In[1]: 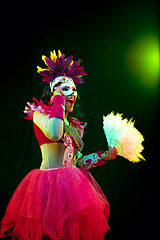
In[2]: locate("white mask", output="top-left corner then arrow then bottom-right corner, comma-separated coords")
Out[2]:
54,83 -> 77,96
50,76 -> 77,96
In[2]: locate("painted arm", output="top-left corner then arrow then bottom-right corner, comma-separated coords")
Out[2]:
76,147 -> 117,169
33,95 -> 65,141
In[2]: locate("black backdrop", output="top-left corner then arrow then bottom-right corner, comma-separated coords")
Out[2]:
0,1 -> 159,239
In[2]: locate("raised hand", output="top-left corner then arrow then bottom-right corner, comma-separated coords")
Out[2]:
101,146 -> 118,161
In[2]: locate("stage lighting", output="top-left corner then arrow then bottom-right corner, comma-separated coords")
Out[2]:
126,35 -> 159,90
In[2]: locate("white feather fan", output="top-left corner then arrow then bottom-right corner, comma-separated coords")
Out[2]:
103,112 -> 145,163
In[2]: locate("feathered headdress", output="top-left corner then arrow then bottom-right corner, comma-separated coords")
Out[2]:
37,50 -> 87,85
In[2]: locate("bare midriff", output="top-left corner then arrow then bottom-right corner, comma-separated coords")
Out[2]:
40,142 -> 77,169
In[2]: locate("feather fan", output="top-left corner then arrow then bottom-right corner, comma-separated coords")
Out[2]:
103,112 -> 145,163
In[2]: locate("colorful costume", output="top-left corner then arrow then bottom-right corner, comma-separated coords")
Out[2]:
0,50 -> 145,240
0,51 -> 114,240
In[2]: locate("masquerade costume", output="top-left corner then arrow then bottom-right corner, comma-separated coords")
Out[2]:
0,51 -> 111,240
0,51 -> 145,240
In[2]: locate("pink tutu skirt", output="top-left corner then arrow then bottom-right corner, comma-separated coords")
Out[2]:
0,166 -> 110,240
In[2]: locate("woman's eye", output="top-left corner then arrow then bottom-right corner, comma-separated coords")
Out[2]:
63,87 -> 70,91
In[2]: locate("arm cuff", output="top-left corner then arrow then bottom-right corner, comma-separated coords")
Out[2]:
76,151 -> 106,169
49,95 -> 65,120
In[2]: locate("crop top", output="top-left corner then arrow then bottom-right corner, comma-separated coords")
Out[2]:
33,122 -> 76,149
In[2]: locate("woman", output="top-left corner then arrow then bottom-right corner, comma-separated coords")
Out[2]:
0,50 -> 117,240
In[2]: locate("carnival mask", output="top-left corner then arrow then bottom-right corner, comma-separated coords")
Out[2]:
50,76 -> 77,97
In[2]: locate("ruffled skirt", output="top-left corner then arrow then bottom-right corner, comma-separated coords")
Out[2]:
0,166 -> 110,240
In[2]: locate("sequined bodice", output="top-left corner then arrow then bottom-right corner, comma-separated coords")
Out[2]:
62,133 -> 75,167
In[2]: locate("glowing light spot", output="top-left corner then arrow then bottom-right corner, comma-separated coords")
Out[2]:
126,35 -> 159,90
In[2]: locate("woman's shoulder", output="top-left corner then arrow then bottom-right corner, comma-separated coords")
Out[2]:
24,98 -> 51,120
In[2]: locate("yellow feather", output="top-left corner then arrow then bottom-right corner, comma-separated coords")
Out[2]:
70,60 -> 74,66
37,66 -> 43,72
58,50 -> 62,58
42,55 -> 46,63
50,50 -> 57,62
37,66 -> 50,73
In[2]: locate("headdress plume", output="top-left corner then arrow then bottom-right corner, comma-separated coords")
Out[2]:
37,50 -> 87,85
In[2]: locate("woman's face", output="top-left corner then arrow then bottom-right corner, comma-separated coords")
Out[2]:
51,79 -> 77,113
62,81 -> 77,113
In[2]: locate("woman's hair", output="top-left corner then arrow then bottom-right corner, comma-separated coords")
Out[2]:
41,83 -> 84,120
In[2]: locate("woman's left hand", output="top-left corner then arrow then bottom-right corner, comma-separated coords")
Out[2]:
101,146 -> 118,161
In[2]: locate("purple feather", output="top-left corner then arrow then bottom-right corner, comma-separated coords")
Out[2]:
37,51 -> 87,85
66,55 -> 73,67
44,57 -> 58,72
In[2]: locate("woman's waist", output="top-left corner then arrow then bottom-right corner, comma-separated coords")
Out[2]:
40,157 -> 76,169
40,142 -> 77,169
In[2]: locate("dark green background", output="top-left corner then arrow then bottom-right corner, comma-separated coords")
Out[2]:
0,1 -> 159,239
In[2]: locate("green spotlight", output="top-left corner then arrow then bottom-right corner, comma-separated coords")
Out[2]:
126,35 -> 159,90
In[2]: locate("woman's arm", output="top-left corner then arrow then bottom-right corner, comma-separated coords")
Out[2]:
33,95 -> 65,141
33,113 -> 63,141
76,147 -> 117,170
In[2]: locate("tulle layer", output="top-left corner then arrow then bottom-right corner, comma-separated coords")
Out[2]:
0,167 -> 110,240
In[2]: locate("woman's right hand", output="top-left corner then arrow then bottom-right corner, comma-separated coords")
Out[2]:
50,87 -> 64,104
54,87 -> 64,96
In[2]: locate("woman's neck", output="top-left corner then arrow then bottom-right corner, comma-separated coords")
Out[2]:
64,118 -> 69,126
65,111 -> 69,119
